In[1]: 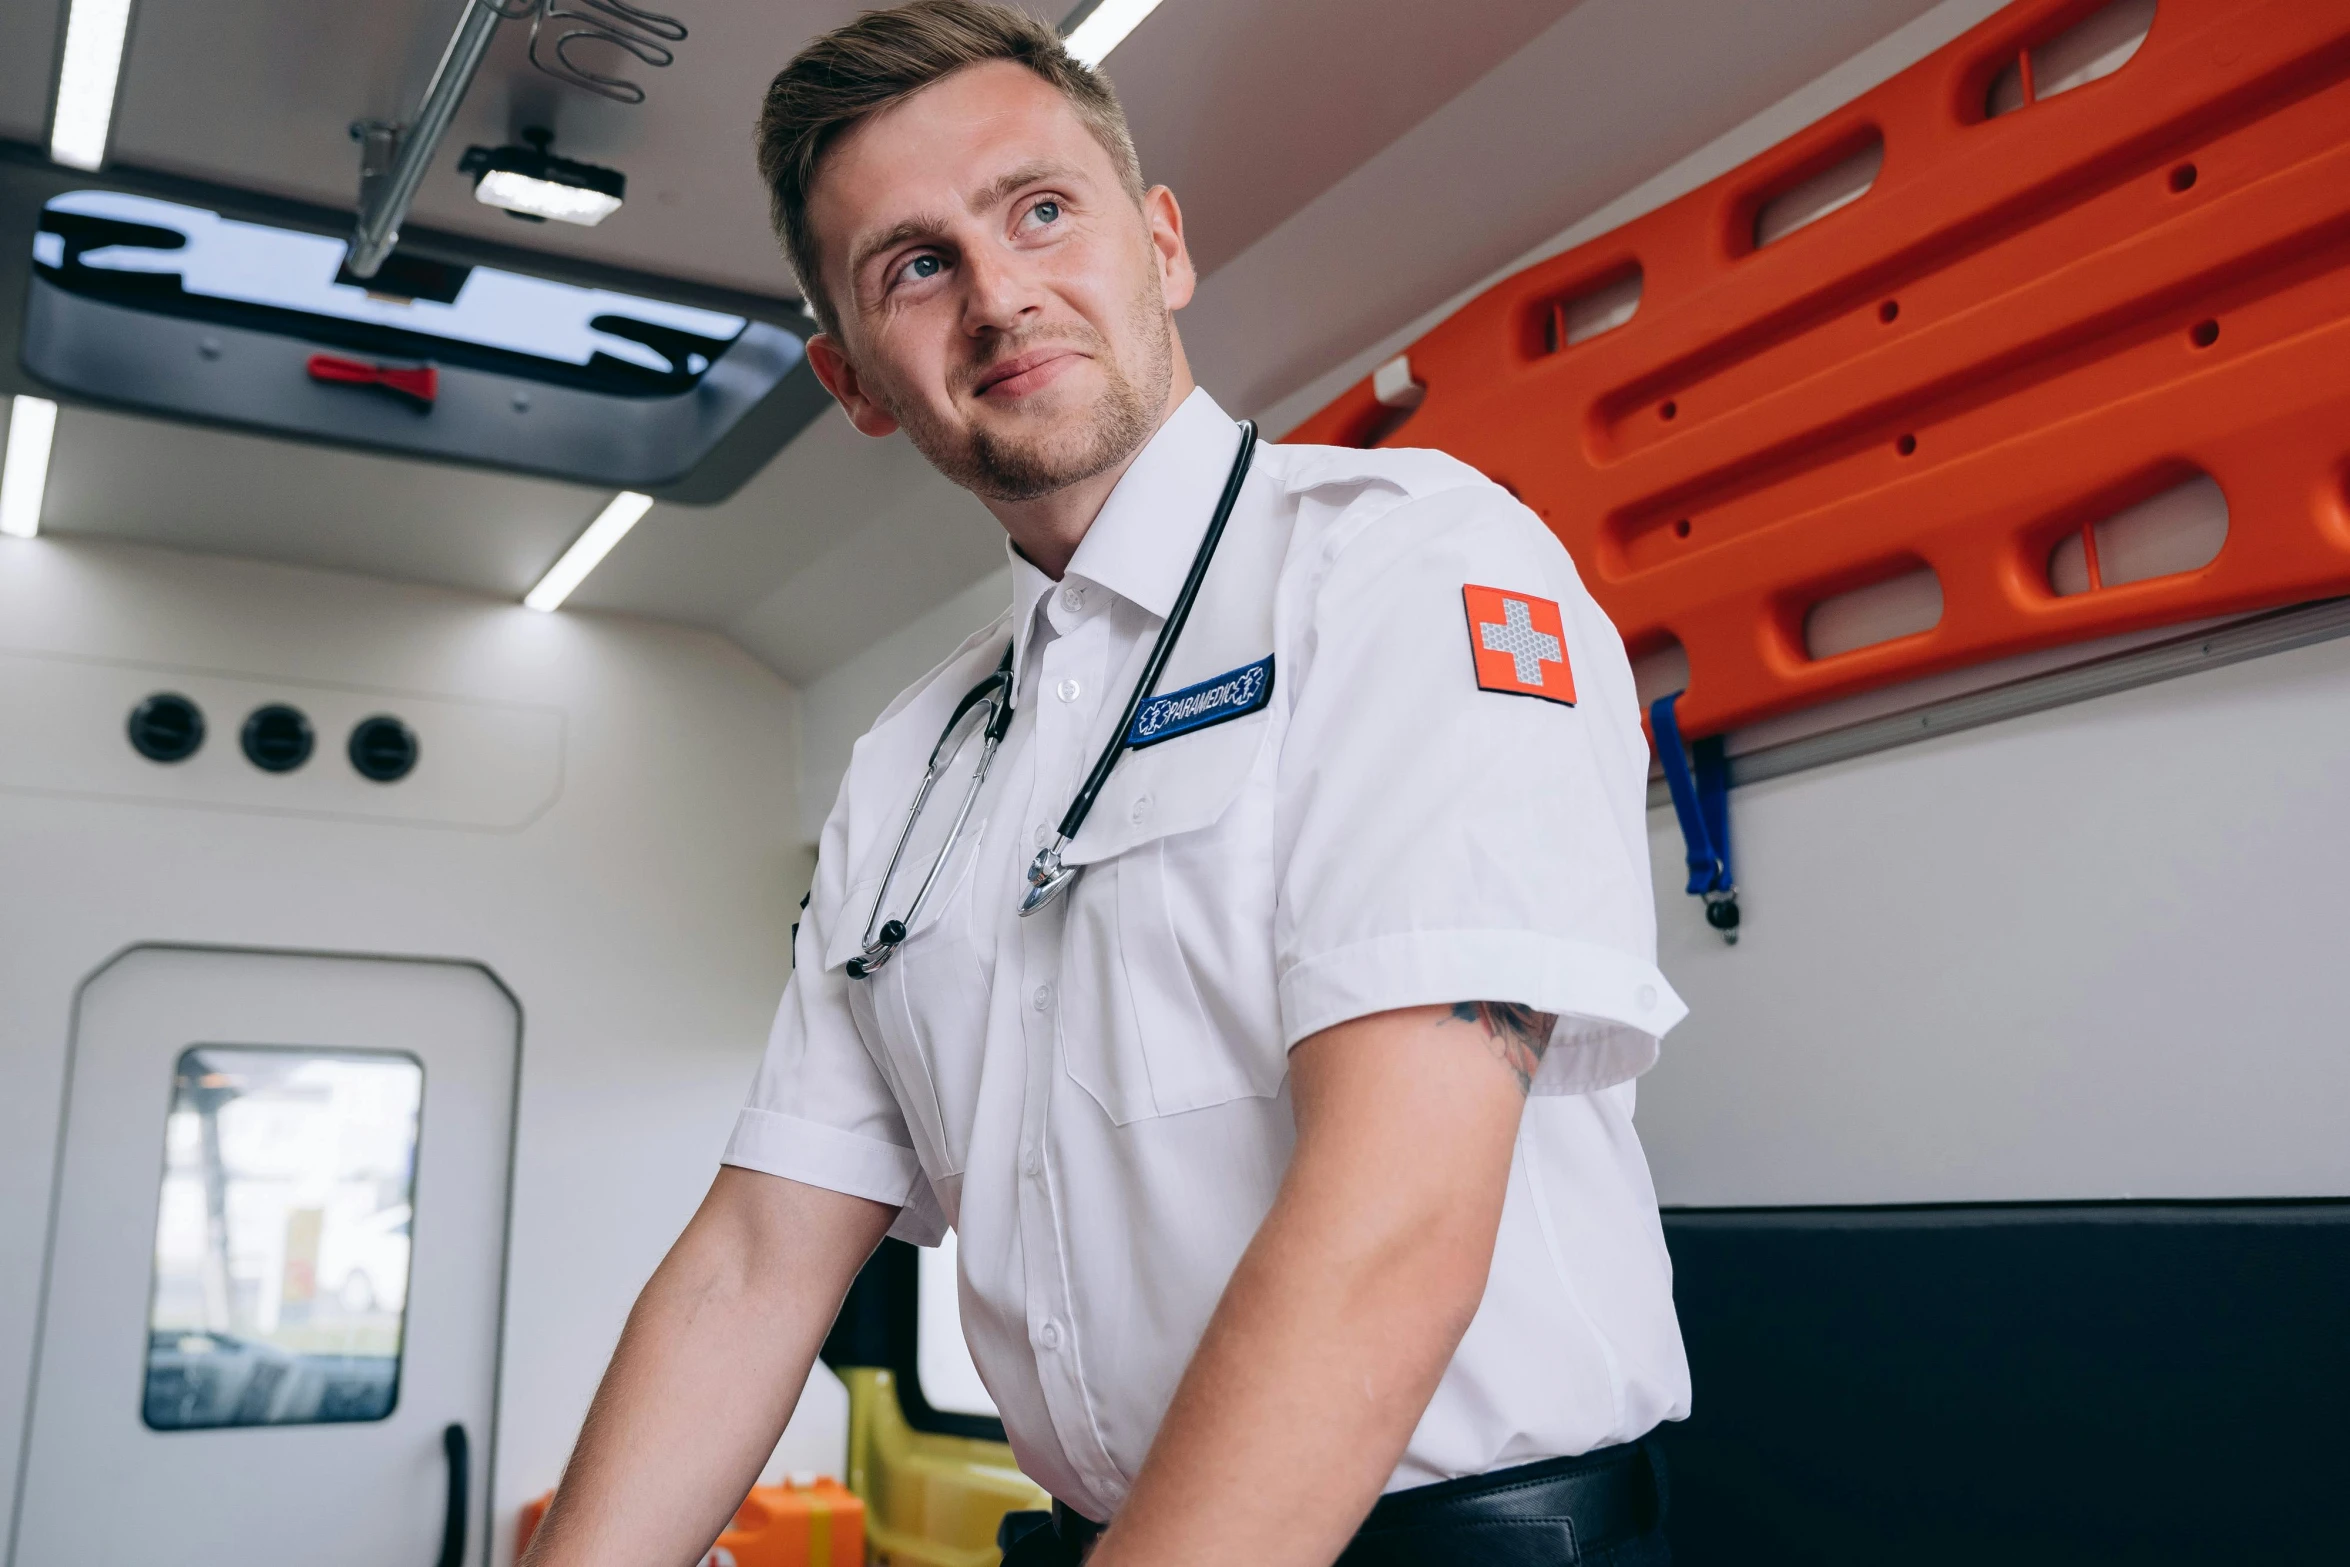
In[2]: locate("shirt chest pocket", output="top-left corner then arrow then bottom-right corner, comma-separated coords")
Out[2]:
1060,711 -> 1286,1125
829,809 -> 994,1180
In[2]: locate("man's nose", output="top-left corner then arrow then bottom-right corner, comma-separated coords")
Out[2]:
960,243 -> 1041,335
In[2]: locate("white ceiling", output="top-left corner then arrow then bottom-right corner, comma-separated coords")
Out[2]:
6,0 -> 1956,685
41,407 -> 610,597
0,0 -> 56,145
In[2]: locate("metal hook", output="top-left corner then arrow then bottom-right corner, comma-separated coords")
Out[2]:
528,0 -> 687,106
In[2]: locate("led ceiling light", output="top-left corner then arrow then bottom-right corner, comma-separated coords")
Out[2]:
460,129 -> 625,227
2,397 -> 60,539
525,492 -> 653,611
1062,0 -> 1167,67
50,0 -> 135,171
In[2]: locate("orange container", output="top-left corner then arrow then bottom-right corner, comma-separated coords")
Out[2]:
1286,0 -> 2350,740
515,1477 -> 865,1567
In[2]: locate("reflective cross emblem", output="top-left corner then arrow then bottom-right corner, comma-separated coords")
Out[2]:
1462,584 -> 1576,706
1481,598 -> 1560,683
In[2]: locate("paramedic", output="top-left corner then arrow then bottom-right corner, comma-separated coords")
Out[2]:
521,3 -> 1690,1563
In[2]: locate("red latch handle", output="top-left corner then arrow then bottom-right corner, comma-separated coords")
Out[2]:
306,353 -> 438,407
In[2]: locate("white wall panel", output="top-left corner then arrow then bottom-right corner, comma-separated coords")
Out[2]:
0,649 -> 562,829
0,536 -> 818,1563
1639,635 -> 2350,1207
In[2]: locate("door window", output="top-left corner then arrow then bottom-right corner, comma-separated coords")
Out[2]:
144,1045 -> 423,1430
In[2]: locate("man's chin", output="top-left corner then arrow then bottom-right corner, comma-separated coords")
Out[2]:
894,345 -> 1161,503
956,425 -> 1129,502
952,400 -> 1144,499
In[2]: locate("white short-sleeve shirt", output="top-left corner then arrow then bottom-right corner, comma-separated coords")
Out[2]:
726,388 -> 1691,1520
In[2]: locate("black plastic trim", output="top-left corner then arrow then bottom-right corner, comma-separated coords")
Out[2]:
1656,1199 -> 2350,1566
0,143 -> 827,504
820,1237 -> 1008,1444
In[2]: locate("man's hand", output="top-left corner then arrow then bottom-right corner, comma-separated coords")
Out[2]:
519,1167 -> 896,1567
1087,1001 -> 1555,1567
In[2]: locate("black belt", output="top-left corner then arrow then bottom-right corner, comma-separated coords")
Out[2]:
998,1437 -> 1669,1566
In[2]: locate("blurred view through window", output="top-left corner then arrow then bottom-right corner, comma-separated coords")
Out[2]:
144,1046 -> 422,1429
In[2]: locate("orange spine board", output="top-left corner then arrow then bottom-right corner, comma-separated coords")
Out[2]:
514,1479 -> 865,1567
1284,0 -> 2350,738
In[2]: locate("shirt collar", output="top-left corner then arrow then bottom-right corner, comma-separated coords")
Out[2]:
1005,385 -> 1241,683
1007,538 -> 1058,688
1067,386 -> 1241,622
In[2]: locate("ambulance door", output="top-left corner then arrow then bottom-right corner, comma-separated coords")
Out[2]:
12,947 -> 517,1567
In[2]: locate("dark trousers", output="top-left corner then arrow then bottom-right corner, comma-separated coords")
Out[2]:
999,1437 -> 1671,1566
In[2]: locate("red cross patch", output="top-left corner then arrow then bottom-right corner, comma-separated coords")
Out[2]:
1463,585 -> 1575,705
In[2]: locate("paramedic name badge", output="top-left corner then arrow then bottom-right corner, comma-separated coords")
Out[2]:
1462,585 -> 1576,706
1126,656 -> 1275,748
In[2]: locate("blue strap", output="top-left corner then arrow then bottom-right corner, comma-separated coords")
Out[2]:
1649,691 -> 1733,897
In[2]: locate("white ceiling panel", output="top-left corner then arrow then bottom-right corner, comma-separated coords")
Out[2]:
39,405 -> 609,596
0,0 -> 60,143
563,403 -> 982,627
1107,0 -> 1581,275
1183,0 -> 1950,419
96,0 -> 1590,301
105,0 -> 863,296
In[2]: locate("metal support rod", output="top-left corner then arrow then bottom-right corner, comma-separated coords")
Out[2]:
345,0 -> 511,279
1647,597 -> 2350,808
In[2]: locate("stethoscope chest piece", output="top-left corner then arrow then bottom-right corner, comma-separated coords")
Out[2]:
1020,842 -> 1080,916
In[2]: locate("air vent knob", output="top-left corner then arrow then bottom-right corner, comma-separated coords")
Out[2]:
348,715 -> 419,782
127,692 -> 206,763
241,704 -> 314,772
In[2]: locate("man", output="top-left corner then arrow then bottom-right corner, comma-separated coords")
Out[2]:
521,3 -> 1689,1563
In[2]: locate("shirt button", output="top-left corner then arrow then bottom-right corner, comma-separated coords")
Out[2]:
1039,1321 -> 1061,1350
1056,677 -> 1082,703
1034,822 -> 1052,848
1023,1149 -> 1040,1177
1636,985 -> 1658,1011
1129,792 -> 1153,825
1061,585 -> 1085,612
1032,984 -> 1052,1012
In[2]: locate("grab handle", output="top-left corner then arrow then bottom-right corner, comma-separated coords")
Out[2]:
437,1422 -> 469,1567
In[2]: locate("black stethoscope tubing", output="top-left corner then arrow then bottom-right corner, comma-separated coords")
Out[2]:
1021,418 -> 1258,913
848,419 -> 1257,976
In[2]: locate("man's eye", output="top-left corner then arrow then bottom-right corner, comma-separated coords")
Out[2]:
892,254 -> 943,288
1030,200 -> 1060,226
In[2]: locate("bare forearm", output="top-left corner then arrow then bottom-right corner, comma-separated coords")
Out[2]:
1092,1164 -> 1488,1565
1093,1003 -> 1547,1567
521,1168 -> 895,1567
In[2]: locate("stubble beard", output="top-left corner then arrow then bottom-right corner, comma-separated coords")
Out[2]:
883,280 -> 1174,504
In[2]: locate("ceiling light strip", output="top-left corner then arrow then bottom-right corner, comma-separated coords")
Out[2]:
473,169 -> 625,227
50,0 -> 135,171
1062,0 -> 1166,68
1,397 -> 60,539
525,491 -> 654,611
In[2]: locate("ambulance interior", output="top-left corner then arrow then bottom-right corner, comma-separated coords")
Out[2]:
3,0 -> 2344,1561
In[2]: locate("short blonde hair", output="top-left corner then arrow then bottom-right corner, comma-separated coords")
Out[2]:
755,0 -> 1145,333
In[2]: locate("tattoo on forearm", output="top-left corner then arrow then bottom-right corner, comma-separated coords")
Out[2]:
1443,1002 -> 1559,1095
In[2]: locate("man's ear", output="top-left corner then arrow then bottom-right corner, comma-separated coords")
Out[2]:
804,333 -> 902,438
1143,185 -> 1196,312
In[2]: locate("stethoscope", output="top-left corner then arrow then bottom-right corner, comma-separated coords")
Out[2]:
847,420 -> 1258,979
